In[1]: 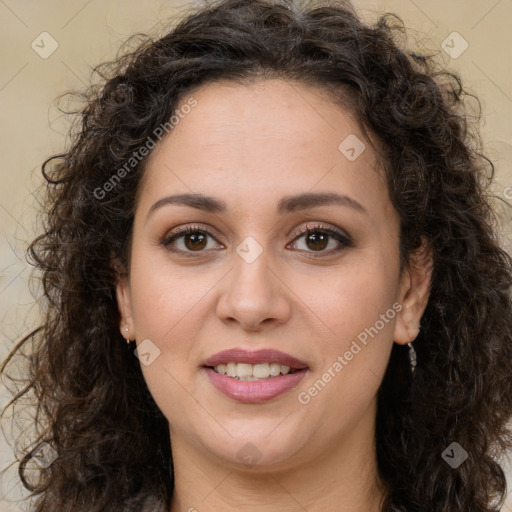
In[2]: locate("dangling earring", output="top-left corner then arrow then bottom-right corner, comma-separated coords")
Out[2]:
407,341 -> 417,373
124,326 -> 131,345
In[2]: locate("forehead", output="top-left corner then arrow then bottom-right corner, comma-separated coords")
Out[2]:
137,78 -> 391,219
162,78 -> 360,152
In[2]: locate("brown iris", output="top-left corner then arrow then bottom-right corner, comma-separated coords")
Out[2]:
305,231 -> 329,251
184,231 -> 208,251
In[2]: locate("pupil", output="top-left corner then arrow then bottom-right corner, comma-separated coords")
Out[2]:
186,232 -> 206,250
308,232 -> 328,251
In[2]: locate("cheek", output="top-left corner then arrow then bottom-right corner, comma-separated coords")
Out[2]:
301,257 -> 399,353
126,256 -> 199,404
300,264 -> 398,423
128,254 -> 206,419
129,245 -> 203,337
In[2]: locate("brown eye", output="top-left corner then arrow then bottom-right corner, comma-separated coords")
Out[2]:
303,231 -> 329,251
182,231 -> 208,251
161,225 -> 223,255
288,223 -> 353,257
161,222 -> 352,258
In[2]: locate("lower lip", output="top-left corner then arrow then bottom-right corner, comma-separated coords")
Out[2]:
203,367 -> 308,403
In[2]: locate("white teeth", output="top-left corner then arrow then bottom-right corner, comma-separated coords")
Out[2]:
213,362 -> 294,379
226,362 -> 237,378
269,363 -> 281,376
236,363 -> 253,378
253,363 -> 270,379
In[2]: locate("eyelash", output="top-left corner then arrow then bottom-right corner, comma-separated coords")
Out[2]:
161,223 -> 353,258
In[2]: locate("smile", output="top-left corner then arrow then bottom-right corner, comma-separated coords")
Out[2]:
202,347 -> 309,402
211,362 -> 298,380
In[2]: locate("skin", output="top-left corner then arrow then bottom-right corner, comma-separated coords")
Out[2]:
116,78 -> 432,512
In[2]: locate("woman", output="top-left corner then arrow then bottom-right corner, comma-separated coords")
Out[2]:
2,0 -> 511,510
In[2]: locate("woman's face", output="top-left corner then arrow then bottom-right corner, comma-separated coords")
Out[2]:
116,78 -> 430,471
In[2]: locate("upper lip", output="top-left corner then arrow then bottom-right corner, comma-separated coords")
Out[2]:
203,348 -> 308,369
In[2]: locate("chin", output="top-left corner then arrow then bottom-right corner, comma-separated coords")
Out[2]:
201,427 -> 307,471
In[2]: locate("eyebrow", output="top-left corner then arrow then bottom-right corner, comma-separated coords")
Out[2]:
146,191 -> 367,220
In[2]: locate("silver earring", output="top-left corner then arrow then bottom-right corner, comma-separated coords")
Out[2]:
407,341 -> 417,373
124,326 -> 131,345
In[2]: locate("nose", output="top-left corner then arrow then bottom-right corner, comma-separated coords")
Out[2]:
215,247 -> 291,332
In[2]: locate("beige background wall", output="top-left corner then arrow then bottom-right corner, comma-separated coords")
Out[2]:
1,1 -> 511,510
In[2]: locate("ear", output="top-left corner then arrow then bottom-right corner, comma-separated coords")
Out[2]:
113,256 -> 135,341
393,237 -> 433,345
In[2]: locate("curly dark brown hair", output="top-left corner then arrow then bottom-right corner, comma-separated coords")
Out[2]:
2,0 -> 512,510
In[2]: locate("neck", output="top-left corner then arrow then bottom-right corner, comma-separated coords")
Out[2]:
169,400 -> 387,512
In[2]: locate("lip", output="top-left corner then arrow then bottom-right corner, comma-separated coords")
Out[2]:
203,348 -> 309,369
202,348 -> 309,403
203,367 -> 309,403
